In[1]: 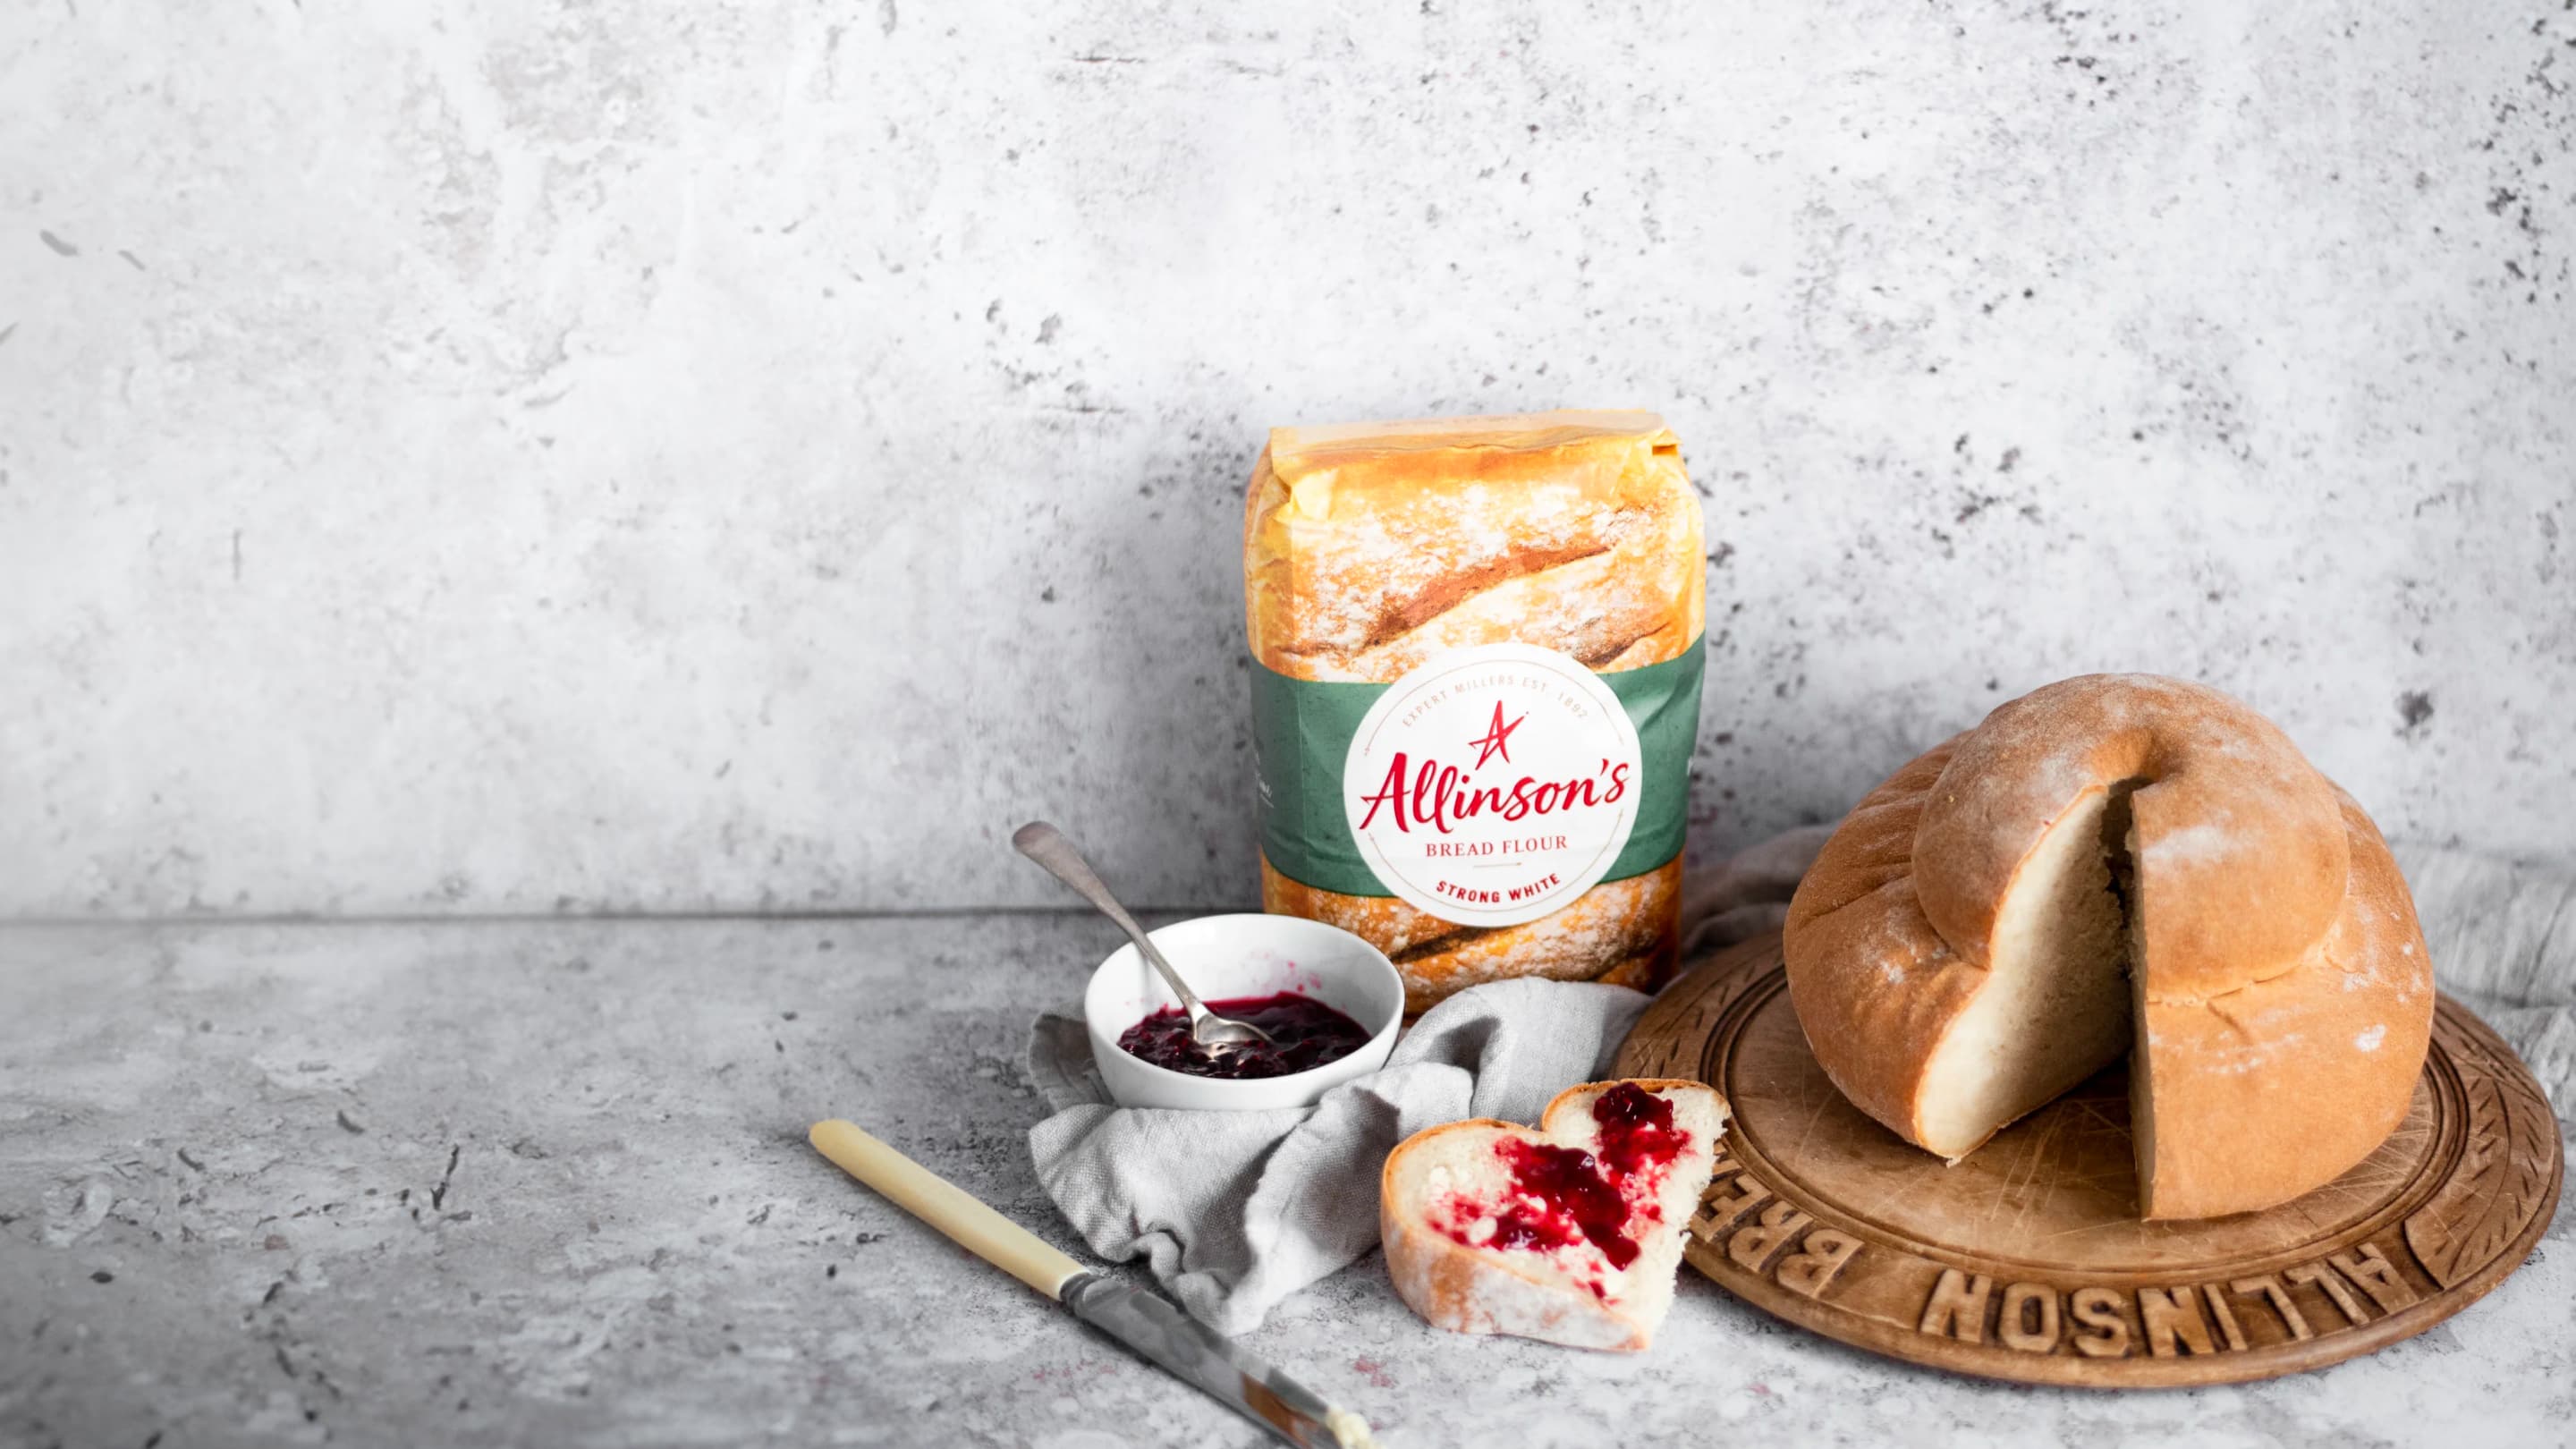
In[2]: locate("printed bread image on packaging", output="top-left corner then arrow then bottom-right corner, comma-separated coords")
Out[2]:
1242,411 -> 1707,1013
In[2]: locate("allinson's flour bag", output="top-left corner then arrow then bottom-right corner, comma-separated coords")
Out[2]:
1242,411 -> 1707,1012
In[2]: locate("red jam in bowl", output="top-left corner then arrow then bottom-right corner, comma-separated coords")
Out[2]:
1116,992 -> 1372,1080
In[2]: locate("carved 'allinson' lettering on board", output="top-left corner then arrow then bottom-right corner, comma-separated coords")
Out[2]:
1996,1283 -> 2059,1353
2139,1284 -> 2216,1358
2330,1243 -> 2422,1316
1918,1268 -> 1994,1343
2070,1287 -> 2130,1358
2233,1275 -> 2313,1342
2202,1282 -> 2248,1352
2286,1261 -> 2369,1326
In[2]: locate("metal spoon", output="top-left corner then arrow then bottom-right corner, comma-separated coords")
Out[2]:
1012,821 -> 1276,1052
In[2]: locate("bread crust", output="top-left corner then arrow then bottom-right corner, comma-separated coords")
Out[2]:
1379,1080 -> 1725,1352
1245,412 -> 1705,1011
1781,741 -> 1989,1141
1913,674 -> 2348,999
2134,791 -> 2434,1218
1784,674 -> 2433,1219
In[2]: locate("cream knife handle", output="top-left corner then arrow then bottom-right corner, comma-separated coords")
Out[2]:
809,1119 -> 1087,1300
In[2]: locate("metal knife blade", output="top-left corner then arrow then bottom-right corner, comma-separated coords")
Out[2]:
1061,1273 -> 1377,1448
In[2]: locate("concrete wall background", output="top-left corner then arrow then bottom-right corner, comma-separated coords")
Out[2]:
3,0 -> 2570,919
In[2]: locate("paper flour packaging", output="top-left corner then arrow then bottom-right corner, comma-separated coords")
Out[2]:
1241,411 -> 1707,1013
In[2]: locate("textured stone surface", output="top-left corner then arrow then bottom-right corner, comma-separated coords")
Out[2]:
3,2 -> 2573,918
3,915 -> 2570,1446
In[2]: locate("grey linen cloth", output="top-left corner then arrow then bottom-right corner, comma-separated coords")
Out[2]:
1027,978 -> 1649,1335
2391,844 -> 2576,1110
1026,828 -> 2576,1335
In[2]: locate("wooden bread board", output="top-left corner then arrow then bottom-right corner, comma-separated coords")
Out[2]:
1613,932 -> 2562,1386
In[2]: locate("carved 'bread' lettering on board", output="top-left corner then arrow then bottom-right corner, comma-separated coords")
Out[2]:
2139,1284 -> 2216,1358
1687,1158 -> 1862,1300
2285,1260 -> 2370,1326
2233,1275 -> 2313,1342
1690,1163 -> 1773,1242
1774,1229 -> 1861,1300
2070,1287 -> 2130,1359
1727,1201 -> 1813,1274
1996,1283 -> 2060,1354
1918,1268 -> 1993,1344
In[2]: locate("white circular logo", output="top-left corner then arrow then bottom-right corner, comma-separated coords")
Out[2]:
1343,643 -> 1643,928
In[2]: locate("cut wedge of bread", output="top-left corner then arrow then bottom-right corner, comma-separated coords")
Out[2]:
1381,1079 -> 1727,1351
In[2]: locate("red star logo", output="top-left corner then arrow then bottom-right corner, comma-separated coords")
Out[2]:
1468,700 -> 1525,769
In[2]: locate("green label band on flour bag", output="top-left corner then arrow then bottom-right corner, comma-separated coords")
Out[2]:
1252,639 -> 1703,928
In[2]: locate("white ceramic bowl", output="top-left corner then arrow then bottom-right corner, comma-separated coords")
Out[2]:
1084,913 -> 1404,1111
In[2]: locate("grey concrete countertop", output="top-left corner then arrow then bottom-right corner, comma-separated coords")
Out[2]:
4,914 -> 2570,1448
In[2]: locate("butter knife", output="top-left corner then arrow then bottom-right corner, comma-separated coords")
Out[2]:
809,1120 -> 1379,1448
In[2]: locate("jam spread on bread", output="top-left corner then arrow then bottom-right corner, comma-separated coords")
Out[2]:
1117,992 -> 1370,1079
1484,1139 -> 1641,1268
1589,1080 -> 1690,1178
1436,1083 -> 1691,1293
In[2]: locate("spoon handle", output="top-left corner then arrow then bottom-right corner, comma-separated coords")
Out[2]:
1012,821 -> 1212,1022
